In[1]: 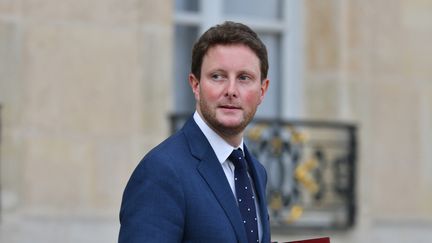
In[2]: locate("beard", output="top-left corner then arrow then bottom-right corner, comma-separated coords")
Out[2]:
198,97 -> 257,138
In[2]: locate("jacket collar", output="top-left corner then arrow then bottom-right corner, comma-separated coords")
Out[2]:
182,117 -> 270,242
243,146 -> 271,243
182,117 -> 249,243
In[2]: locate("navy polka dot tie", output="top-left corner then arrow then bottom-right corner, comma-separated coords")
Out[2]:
229,148 -> 259,243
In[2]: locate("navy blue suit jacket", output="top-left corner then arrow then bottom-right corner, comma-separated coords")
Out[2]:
119,117 -> 271,243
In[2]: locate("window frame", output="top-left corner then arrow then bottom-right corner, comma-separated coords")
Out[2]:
174,0 -> 304,119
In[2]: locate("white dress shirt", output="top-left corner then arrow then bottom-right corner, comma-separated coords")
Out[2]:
193,111 -> 263,242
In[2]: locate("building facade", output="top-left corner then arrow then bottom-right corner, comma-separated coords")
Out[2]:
1,0 -> 432,242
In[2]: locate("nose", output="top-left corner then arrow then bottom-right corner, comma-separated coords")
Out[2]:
225,78 -> 238,98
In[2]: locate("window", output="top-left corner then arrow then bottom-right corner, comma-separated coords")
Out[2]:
172,1 -> 357,230
173,0 -> 303,119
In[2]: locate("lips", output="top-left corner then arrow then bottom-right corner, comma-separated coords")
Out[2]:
219,104 -> 241,110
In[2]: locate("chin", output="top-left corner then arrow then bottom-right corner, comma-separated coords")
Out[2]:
216,119 -> 247,134
216,117 -> 243,128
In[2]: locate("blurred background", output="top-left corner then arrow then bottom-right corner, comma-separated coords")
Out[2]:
1,0 -> 432,242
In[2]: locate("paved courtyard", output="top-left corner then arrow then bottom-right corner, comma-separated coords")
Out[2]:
0,212 -> 119,243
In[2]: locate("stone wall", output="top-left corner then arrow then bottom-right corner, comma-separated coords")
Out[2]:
0,0 -> 173,216
291,0 -> 432,241
1,0 -> 432,242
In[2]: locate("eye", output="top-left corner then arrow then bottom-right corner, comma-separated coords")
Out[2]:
239,75 -> 250,80
238,74 -> 253,82
211,73 -> 225,81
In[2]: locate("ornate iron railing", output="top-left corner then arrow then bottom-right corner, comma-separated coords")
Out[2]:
170,113 -> 357,230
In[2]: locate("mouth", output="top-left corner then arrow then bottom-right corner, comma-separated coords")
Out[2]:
219,105 -> 241,110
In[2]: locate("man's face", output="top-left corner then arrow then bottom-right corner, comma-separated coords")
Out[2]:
189,44 -> 269,137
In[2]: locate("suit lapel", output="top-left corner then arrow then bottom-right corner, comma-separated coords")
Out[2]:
244,145 -> 271,243
244,145 -> 267,214
182,118 -> 248,243
197,156 -> 248,243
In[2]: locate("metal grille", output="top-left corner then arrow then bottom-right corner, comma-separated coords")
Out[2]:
170,113 -> 357,230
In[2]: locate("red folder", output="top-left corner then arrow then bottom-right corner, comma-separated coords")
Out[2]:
282,237 -> 330,243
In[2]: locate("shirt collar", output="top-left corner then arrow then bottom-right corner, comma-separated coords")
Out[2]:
193,111 -> 244,164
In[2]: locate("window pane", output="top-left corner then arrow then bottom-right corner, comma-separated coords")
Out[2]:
254,33 -> 281,119
223,0 -> 282,20
175,0 -> 199,12
173,25 -> 199,113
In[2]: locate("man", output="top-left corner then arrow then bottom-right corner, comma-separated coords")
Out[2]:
119,21 -> 271,243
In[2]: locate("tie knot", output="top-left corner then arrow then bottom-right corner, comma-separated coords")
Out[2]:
229,148 -> 246,169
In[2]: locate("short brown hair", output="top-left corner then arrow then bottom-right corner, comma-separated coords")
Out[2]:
191,21 -> 269,81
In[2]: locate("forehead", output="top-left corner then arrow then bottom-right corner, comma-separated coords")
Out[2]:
202,44 -> 260,70
205,44 -> 256,58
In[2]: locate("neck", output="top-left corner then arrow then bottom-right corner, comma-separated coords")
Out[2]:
207,122 -> 243,147
218,131 -> 243,148
196,110 -> 243,148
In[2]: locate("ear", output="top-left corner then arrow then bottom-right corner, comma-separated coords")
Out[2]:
258,79 -> 270,104
188,73 -> 200,101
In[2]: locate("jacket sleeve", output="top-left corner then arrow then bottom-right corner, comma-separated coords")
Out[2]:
119,153 -> 185,243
